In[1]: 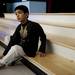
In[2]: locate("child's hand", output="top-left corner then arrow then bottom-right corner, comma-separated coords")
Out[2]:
38,52 -> 46,57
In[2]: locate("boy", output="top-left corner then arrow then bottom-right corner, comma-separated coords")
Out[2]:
0,5 -> 46,69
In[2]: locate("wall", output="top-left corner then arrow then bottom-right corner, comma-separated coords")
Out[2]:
6,1 -> 46,13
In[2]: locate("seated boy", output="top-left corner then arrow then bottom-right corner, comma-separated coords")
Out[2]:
0,5 -> 46,69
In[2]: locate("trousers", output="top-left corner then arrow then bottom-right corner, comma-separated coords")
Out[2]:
0,45 -> 25,65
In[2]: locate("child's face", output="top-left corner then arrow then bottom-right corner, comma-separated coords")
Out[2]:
15,9 -> 28,23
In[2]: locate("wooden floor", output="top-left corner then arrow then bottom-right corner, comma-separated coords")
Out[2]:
47,34 -> 75,50
29,53 -> 75,75
0,17 -> 75,75
0,19 -> 17,42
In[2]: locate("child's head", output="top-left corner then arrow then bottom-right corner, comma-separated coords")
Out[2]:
15,5 -> 29,23
15,5 -> 29,14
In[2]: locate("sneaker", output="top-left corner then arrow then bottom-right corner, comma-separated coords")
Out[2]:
0,63 -> 5,69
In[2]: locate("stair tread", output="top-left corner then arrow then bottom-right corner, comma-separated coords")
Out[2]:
47,34 -> 75,50
0,16 -> 75,75
25,53 -> 75,75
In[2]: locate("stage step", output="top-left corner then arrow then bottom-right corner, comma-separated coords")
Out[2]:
0,13 -> 75,75
24,53 -> 75,75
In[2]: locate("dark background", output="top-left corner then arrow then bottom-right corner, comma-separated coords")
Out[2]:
0,0 -> 75,13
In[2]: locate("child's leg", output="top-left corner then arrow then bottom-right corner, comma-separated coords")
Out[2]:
0,45 -> 25,65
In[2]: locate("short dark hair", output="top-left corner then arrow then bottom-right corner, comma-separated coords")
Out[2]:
15,5 -> 29,13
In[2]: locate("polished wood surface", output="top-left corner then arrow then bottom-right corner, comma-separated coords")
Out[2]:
31,53 -> 75,75
0,16 -> 75,75
47,34 -> 75,50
